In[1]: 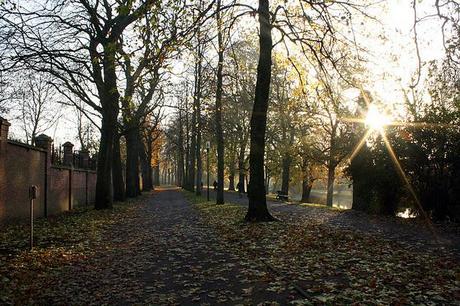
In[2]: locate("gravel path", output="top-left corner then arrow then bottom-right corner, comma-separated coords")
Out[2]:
31,187 -> 300,305
206,189 -> 460,256
4,187 -> 459,304
134,187 -> 298,304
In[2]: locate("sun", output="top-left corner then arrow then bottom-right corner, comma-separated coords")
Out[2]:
365,105 -> 391,131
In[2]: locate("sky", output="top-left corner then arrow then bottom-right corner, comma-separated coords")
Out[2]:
5,0 -> 450,147
363,0 -> 445,112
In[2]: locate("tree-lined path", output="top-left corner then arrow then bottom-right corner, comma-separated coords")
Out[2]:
1,188 -> 459,304
132,187 -> 298,304
0,188 -> 298,304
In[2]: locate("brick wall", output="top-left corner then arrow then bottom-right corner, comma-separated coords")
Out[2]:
0,118 -> 97,224
4,141 -> 47,220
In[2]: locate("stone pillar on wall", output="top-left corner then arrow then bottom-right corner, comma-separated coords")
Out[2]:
0,117 -> 11,153
35,134 -> 53,163
0,117 -> 11,220
79,149 -> 89,169
35,134 -> 53,217
62,142 -> 74,167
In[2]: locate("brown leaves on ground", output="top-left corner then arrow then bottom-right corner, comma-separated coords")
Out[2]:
187,193 -> 460,305
0,197 -> 143,305
1,190 -> 459,305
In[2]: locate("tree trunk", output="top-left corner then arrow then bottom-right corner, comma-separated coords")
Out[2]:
177,110 -> 185,187
184,97 -> 190,189
195,45 -> 203,196
238,173 -> 245,193
153,164 -> 160,186
265,170 -> 270,193
246,0 -> 274,221
125,126 -> 141,197
95,110 -> 117,209
95,45 -> 121,209
188,99 -> 196,192
140,137 -> 153,191
215,0 -> 225,204
237,141 -> 246,193
228,174 -> 235,191
195,123 -> 202,195
326,165 -> 336,207
301,179 -> 313,203
281,153 -> 291,195
112,134 -> 126,202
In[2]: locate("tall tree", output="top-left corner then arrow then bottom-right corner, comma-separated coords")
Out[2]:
214,0 -> 225,204
0,0 -> 157,209
194,32 -> 204,196
245,0 -> 275,221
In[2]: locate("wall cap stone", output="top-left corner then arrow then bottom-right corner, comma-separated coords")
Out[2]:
0,117 -> 11,127
35,134 -> 53,142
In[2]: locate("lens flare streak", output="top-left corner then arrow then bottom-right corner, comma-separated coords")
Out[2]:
342,96 -> 440,241
380,131 -> 438,239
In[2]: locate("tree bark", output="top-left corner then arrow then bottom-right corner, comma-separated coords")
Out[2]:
238,173 -> 246,193
187,97 -> 197,192
228,174 -> 235,191
112,134 -> 126,202
195,119 -> 202,195
184,96 -> 190,189
177,110 -> 185,187
215,0 -> 225,204
95,45 -> 120,209
95,110 -> 117,209
237,139 -> 247,193
153,164 -> 159,185
140,135 -> 153,191
281,153 -> 291,195
245,0 -> 274,221
326,164 -> 336,207
125,126 -> 141,197
195,43 -> 203,196
301,179 -> 313,203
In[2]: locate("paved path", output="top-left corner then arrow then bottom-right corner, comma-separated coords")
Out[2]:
43,187 -> 298,305
206,189 -> 460,256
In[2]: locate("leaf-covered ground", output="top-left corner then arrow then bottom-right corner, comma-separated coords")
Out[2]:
0,188 -> 301,304
0,187 -> 458,305
208,189 -> 460,255
189,191 -> 460,305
